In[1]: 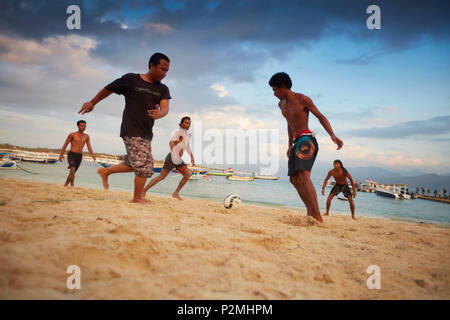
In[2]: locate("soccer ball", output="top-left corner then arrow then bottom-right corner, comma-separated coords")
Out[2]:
224,194 -> 241,209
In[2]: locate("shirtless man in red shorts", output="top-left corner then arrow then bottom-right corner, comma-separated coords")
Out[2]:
269,72 -> 343,222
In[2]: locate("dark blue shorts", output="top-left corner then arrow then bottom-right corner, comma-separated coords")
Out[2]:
288,135 -> 318,176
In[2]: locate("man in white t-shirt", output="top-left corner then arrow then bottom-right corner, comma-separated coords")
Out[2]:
143,116 -> 194,200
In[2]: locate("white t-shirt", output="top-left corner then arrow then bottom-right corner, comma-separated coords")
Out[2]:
170,128 -> 192,165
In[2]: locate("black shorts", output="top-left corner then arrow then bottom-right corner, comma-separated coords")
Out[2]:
330,183 -> 352,198
288,135 -> 318,176
162,152 -> 186,171
67,151 -> 82,172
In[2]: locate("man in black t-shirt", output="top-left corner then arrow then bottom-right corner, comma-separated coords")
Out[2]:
79,53 -> 171,203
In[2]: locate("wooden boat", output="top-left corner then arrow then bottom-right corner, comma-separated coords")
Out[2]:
206,171 -> 233,176
226,175 -> 254,182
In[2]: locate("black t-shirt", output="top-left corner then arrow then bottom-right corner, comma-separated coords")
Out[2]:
105,73 -> 171,141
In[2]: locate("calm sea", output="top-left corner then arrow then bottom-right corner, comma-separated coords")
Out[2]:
1,161 -> 449,225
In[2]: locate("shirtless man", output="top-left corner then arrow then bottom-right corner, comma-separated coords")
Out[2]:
59,120 -> 96,187
143,116 -> 194,200
269,72 -> 343,222
322,160 -> 357,219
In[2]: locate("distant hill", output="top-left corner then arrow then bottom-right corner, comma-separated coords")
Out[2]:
349,166 -> 402,181
381,174 -> 450,190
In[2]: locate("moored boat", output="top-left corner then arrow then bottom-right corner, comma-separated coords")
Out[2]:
254,175 -> 279,180
12,150 -> 58,164
376,184 -> 411,200
226,175 -> 254,182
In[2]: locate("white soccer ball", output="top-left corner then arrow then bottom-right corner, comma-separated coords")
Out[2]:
224,194 -> 241,209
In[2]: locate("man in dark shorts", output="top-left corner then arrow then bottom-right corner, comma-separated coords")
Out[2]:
143,116 -> 194,200
78,53 -> 171,203
59,120 -> 96,187
269,72 -> 343,222
322,160 -> 357,219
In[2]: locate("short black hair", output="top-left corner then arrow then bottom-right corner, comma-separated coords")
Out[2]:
180,116 -> 191,126
77,120 -> 86,126
149,52 -> 170,69
269,72 -> 292,89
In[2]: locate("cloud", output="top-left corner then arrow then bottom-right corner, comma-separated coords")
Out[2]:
144,22 -> 173,34
317,136 -> 440,168
210,84 -> 230,98
346,116 -> 450,139
0,33 -> 103,81
1,0 -> 448,81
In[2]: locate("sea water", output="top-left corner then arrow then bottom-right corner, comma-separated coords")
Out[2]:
1,161 -> 449,225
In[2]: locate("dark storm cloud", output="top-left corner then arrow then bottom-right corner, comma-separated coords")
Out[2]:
347,116 -> 450,139
1,0 -> 449,58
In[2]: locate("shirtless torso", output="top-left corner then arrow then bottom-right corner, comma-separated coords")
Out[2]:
279,91 -> 343,157
67,131 -> 89,153
328,168 -> 348,185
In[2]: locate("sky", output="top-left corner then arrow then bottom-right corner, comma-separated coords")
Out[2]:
0,0 -> 449,175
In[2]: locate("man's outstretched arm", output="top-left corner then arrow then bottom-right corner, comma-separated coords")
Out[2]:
86,135 -> 96,162
59,134 -> 72,161
79,88 -> 113,115
322,171 -> 332,195
304,96 -> 343,150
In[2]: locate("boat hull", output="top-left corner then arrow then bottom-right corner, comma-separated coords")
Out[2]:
226,176 -> 254,182
376,190 -> 397,199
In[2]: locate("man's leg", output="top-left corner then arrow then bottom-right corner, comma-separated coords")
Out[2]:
64,167 -> 75,187
132,175 -> 148,203
172,166 -> 191,200
291,170 -> 323,222
347,196 -> 355,219
325,193 -> 335,216
97,163 -> 133,190
143,169 -> 170,196
290,174 -> 312,216
70,167 -> 76,186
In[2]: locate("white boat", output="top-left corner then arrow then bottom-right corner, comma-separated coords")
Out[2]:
96,157 -> 123,168
254,174 -> 279,180
376,184 -> 411,200
11,150 -> 58,164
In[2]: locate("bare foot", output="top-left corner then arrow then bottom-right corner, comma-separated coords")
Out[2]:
324,213 -> 329,216
352,216 -> 357,220
97,168 -> 109,190
172,193 -> 183,200
312,213 -> 324,223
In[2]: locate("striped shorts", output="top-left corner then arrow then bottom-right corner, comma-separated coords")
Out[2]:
122,136 -> 154,177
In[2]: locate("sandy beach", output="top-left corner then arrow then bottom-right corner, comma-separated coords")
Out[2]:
0,177 -> 448,299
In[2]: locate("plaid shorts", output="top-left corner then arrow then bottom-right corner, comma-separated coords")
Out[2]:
122,136 -> 154,177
